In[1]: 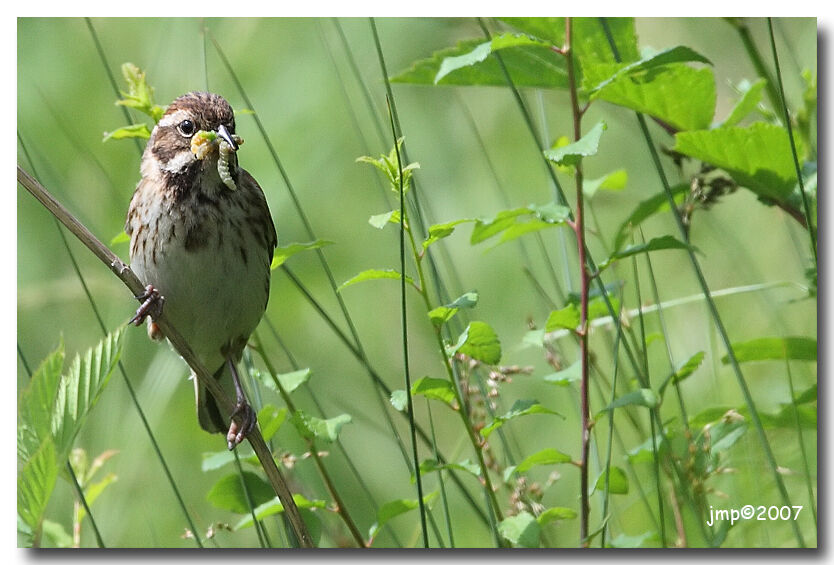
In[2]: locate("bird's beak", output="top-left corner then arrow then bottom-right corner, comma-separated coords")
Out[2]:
216,124 -> 238,151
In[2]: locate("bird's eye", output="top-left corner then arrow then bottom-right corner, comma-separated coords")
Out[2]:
177,119 -> 196,137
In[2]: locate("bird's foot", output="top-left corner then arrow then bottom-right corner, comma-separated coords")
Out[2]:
130,284 -> 164,327
227,401 -> 257,450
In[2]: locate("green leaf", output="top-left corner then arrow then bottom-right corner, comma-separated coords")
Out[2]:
545,304 -> 580,332
543,360 -> 582,386
449,321 -> 502,365
411,377 -> 457,407
601,389 -> 659,414
586,62 -> 715,131
116,63 -> 165,122
627,434 -> 669,464
721,336 -> 816,363
593,466 -> 628,494
583,169 -> 627,198
795,384 -> 817,405
600,235 -> 693,271
256,368 -> 311,395
257,405 -> 287,442
109,230 -> 130,246
417,458 -> 481,481
368,493 -> 438,542
76,472 -> 117,524
389,389 -> 408,412
608,531 -> 659,548
17,439 -> 57,531
435,33 -> 555,83
292,411 -> 352,442
674,123 -> 804,201
504,447 -> 573,481
202,449 -> 241,472
234,494 -> 326,530
102,123 -> 151,142
206,471 -> 274,514
544,121 -> 607,166
271,239 -> 334,269
368,209 -> 401,229
40,519 -> 73,548
391,37 -> 568,89
659,351 -> 705,396
18,343 -> 64,460
482,399 -> 563,438
338,269 -> 415,292
537,506 -> 578,525
423,218 -> 475,249
51,329 -> 124,460
498,511 -> 540,548
428,291 -> 479,327
720,79 -> 767,128
586,46 -> 712,93
613,184 -> 689,250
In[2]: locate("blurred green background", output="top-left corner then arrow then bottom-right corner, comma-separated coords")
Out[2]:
18,17 -> 816,547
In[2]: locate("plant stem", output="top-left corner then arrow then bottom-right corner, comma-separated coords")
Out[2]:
564,18 -> 592,547
17,166 -> 314,548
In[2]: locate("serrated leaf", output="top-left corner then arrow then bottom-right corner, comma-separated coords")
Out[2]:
498,511 -> 540,548
546,304 -> 580,332
206,471 -> 274,514
292,411 -> 352,442
674,123 -> 804,201
543,360 -> 582,386
411,377 -> 457,407
720,79 -> 767,128
338,269 -> 415,292
544,121 -> 607,166
368,493 -> 438,542
583,169 -> 628,198
18,343 -> 64,460
537,506 -> 578,525
102,123 -> 151,142
51,329 -> 124,461
389,389 -> 408,412
435,33 -> 555,83
586,45 -> 712,93
482,399 -> 563,438
428,291 -> 479,327
586,62 -> 715,132
449,321 -> 502,365
600,235 -> 693,271
613,184 -> 689,250
271,239 -> 334,269
391,37 -> 568,88
17,439 -> 57,531
593,466 -> 628,494
721,336 -> 816,364
234,494 -> 326,530
504,448 -> 573,481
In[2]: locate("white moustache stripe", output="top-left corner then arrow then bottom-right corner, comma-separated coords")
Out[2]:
162,150 -> 196,173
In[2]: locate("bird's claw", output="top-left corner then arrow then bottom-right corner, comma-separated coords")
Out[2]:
131,285 -> 164,326
227,401 -> 257,450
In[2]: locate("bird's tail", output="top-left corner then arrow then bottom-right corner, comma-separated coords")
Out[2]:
194,362 -> 230,434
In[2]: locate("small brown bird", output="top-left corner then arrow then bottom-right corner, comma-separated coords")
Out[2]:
126,92 -> 277,449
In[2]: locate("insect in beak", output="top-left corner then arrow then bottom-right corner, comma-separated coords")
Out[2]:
216,124 -> 238,151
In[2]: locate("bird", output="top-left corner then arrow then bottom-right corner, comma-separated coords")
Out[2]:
125,91 -> 277,450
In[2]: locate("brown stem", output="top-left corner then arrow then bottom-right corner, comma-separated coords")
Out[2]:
17,165 -> 314,548
565,18 -> 592,547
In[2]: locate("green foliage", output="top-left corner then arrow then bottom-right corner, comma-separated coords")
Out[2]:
613,184 -> 689,250
674,123 -> 805,201
721,336 -> 816,363
417,458 -> 481,480
448,321 -> 502,364
102,122 -> 151,142
234,494 -> 326,531
598,235 -> 694,271
291,411 -> 352,443
593,466 -> 628,495
368,493 -> 438,544
544,121 -> 607,166
546,304 -> 580,332
255,367 -> 311,395
498,511 -> 540,547
410,377 -> 457,407
428,291 -> 479,327
600,389 -> 659,414
470,204 -> 570,248
338,268 -> 416,292
583,169 -> 627,198
116,62 -> 166,122
206,471 -> 274,514
719,79 -> 767,127
256,404 -> 287,442
271,240 -> 334,269
504,448 -> 573,481
356,137 -> 419,193
658,351 -> 705,396
481,399 -> 563,438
